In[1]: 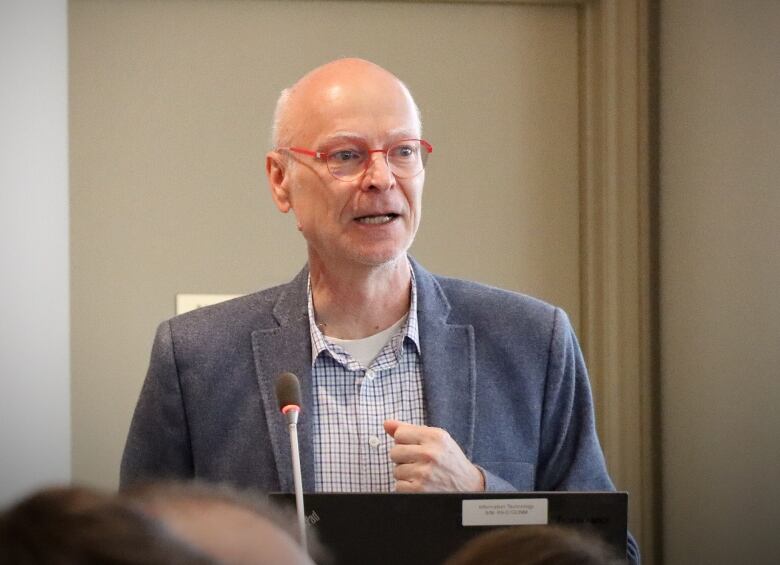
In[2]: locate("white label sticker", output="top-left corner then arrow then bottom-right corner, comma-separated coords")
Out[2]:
462,498 -> 549,526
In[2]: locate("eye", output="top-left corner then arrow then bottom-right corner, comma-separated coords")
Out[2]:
391,144 -> 417,160
328,148 -> 363,162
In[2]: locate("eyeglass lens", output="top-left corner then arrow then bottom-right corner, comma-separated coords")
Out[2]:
325,140 -> 429,180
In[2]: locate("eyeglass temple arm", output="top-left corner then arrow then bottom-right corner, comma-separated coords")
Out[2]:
278,147 -> 325,159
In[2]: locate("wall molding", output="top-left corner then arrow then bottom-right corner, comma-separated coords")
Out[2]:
578,0 -> 658,562
416,0 -> 658,559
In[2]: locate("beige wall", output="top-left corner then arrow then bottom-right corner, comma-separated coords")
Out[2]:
660,1 -> 780,563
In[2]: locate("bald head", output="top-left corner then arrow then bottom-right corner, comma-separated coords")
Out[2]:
265,58 -> 427,271
147,498 -> 312,565
124,482 -> 318,565
272,58 -> 421,148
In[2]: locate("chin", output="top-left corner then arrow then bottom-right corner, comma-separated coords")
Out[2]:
349,244 -> 410,267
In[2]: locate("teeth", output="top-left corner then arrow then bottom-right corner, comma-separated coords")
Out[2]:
356,215 -> 395,225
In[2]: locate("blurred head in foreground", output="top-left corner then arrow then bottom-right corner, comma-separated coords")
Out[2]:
444,525 -> 627,565
0,485 -> 214,564
123,481 -> 320,565
0,483 -> 320,565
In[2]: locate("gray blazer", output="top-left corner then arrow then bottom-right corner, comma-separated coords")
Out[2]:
121,258 -> 640,561
121,258 -> 614,494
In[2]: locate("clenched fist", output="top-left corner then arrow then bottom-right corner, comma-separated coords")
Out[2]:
384,419 -> 485,493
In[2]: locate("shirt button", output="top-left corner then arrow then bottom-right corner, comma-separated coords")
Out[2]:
365,369 -> 375,380
368,435 -> 381,448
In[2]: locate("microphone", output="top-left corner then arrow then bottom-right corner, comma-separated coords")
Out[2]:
275,372 -> 307,552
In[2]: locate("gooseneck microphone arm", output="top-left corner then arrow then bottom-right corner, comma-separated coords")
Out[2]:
275,372 -> 307,552
284,403 -> 306,551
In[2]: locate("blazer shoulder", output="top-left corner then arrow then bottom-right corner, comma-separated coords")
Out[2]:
432,274 -> 559,326
169,284 -> 285,331
161,271 -> 311,356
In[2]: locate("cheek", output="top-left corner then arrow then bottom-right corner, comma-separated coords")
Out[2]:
405,182 -> 424,215
294,187 -> 353,233
288,176 -> 328,216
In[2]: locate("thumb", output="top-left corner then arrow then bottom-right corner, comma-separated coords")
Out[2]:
383,419 -> 403,438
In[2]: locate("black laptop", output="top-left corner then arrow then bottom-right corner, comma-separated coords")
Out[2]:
270,492 -> 627,565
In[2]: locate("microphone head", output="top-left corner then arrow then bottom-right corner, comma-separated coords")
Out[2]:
275,372 -> 302,412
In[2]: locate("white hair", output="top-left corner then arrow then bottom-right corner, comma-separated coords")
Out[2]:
271,87 -> 293,148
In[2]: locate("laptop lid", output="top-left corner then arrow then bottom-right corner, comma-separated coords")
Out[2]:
270,491 -> 627,565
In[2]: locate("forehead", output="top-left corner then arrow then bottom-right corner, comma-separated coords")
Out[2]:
287,66 -> 421,145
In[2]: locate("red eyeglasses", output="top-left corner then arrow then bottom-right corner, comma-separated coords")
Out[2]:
277,139 -> 432,182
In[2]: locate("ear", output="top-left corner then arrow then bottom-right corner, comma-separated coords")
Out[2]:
266,151 -> 292,213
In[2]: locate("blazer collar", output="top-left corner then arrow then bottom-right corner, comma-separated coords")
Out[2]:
252,266 -> 316,492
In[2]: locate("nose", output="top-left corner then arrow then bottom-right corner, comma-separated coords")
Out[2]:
361,150 -> 395,191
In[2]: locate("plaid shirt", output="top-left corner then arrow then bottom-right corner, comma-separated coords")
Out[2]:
307,272 -> 426,492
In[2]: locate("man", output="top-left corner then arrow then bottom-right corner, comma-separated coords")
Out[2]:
121,59 -> 636,558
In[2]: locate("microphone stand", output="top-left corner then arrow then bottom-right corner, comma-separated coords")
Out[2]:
284,405 -> 307,552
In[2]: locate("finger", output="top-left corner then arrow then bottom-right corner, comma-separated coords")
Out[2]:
390,423 -> 437,445
383,419 -> 403,438
393,461 -> 429,482
388,443 -> 426,464
394,478 -> 420,493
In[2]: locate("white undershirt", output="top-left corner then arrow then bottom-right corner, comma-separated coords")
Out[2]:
326,314 -> 408,368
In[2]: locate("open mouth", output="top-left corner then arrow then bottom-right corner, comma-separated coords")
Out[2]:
355,213 -> 399,225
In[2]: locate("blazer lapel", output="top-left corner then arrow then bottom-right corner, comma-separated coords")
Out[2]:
252,268 -> 316,492
411,259 -> 477,459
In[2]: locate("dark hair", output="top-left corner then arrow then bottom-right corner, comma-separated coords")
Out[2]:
0,485 -> 216,565
444,525 -> 628,565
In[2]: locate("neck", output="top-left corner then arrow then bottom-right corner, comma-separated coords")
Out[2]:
309,255 -> 412,340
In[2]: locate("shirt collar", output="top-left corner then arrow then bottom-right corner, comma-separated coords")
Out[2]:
307,264 -> 420,366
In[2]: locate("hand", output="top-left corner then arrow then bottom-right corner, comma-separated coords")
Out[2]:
383,419 -> 485,493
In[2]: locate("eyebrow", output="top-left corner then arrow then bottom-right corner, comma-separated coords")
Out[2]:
319,128 -> 421,146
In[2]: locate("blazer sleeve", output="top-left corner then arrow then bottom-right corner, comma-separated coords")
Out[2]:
538,309 -> 641,563
119,320 -> 194,488
536,308 -> 613,491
